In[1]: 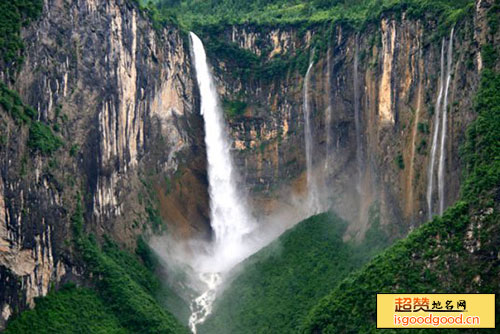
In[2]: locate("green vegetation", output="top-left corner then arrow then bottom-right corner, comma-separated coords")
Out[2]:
6,235 -> 189,333
417,138 -> 427,154
395,153 -> 405,169
0,0 -> 42,74
75,234 -> 188,334
69,144 -> 79,157
143,1 -> 473,86
28,121 -> 63,154
5,284 -> 127,334
0,83 -> 36,123
0,83 -> 62,154
417,122 -> 429,134
486,0 -> 499,35
199,212 -> 390,334
146,204 -> 165,232
153,0 -> 473,33
7,198 -> 189,333
301,52 -> 499,334
222,99 -> 248,118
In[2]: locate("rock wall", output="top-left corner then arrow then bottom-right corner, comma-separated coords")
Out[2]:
0,0 -> 209,327
207,1 -> 494,237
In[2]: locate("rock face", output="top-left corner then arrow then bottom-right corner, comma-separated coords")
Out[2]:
207,3 -> 494,236
0,0 -> 209,328
0,0 -> 496,329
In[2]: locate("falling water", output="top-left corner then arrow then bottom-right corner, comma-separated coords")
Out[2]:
426,38 -> 446,219
325,47 -> 333,172
438,28 -> 454,215
353,36 -> 363,190
427,29 -> 454,219
188,32 -> 256,333
304,59 -> 320,213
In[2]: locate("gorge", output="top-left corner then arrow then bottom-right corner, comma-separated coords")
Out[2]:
0,0 -> 498,333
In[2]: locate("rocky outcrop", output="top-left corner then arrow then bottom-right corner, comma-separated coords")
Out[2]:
0,0 -> 208,327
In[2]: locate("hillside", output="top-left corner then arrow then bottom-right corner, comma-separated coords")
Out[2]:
302,58 -> 500,333
199,52 -> 498,334
198,211 -> 389,333
5,233 -> 189,333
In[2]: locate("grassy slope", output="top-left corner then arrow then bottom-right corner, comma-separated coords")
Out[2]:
6,232 -> 189,333
301,67 -> 500,333
199,211 -> 389,334
4,285 -> 127,334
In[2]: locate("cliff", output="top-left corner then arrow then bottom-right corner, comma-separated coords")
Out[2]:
0,0 -> 209,327
0,0 -> 497,329
201,0 -> 493,237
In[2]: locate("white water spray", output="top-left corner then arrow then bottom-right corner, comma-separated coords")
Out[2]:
188,32 -> 257,333
438,28 -> 454,215
426,38 -> 445,219
304,60 -> 320,214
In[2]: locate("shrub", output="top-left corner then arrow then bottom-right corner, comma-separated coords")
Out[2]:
417,122 -> 429,134
395,153 -> 405,169
222,99 -> 247,118
0,0 -> 42,73
28,121 -> 63,154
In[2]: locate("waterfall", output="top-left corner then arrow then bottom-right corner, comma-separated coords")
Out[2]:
426,38 -> 445,219
438,28 -> 454,215
427,29 -> 454,219
304,59 -> 320,213
353,36 -> 363,189
325,47 -> 333,172
188,32 -> 256,333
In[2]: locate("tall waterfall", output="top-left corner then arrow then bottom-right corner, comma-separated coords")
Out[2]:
426,39 -> 445,219
325,47 -> 333,172
304,60 -> 320,213
438,28 -> 454,215
426,29 -> 454,219
188,32 -> 256,333
353,36 -> 363,189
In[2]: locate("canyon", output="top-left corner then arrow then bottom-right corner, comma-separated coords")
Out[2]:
0,0 -> 498,332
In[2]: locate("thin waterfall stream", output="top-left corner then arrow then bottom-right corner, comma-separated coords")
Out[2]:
304,59 -> 320,213
427,38 -> 445,219
438,27 -> 454,215
353,36 -> 363,190
427,29 -> 454,219
325,47 -> 333,172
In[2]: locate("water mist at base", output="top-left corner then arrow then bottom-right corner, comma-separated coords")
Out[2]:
151,33 -> 328,334
186,32 -> 259,333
